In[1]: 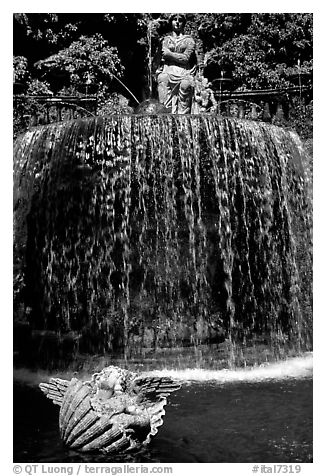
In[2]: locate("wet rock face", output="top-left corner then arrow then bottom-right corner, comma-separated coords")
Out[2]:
134,99 -> 169,114
13,115 -> 312,355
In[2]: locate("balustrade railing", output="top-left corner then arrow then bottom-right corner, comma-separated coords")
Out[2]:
14,86 -> 312,130
13,94 -> 97,129
214,85 -> 312,125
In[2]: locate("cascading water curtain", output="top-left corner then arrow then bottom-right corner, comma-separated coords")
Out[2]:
14,115 -> 312,355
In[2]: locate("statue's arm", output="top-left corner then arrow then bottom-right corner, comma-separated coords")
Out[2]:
163,37 -> 195,66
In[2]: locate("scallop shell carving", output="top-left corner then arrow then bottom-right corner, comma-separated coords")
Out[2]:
39,366 -> 180,454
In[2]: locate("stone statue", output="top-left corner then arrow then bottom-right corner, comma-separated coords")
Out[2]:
39,365 -> 180,454
193,75 -> 218,113
156,14 -> 197,114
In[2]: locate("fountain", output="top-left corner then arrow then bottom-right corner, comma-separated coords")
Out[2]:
13,113 -> 312,363
13,15 -> 313,462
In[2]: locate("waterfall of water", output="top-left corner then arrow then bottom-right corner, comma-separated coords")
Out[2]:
13,115 -> 312,360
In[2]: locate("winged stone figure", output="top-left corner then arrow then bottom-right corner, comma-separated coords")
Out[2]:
39,366 -> 180,454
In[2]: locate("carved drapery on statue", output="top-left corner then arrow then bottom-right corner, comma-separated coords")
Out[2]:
157,34 -> 197,114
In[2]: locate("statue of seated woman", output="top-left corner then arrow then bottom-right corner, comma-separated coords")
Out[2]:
156,14 -> 197,114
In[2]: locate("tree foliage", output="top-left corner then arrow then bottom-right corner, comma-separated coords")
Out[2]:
191,13 -> 313,90
14,13 -> 313,93
35,34 -> 123,96
14,13 -> 313,87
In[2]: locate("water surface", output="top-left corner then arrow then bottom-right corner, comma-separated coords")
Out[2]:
13,356 -> 312,463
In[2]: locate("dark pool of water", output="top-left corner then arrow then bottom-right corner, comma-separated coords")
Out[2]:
13,376 -> 312,463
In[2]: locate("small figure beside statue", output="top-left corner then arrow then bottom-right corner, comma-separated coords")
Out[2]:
154,14 -> 217,115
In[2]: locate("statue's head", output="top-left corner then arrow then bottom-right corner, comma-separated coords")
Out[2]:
169,14 -> 186,33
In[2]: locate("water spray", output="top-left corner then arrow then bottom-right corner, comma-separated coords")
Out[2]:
111,72 -> 140,105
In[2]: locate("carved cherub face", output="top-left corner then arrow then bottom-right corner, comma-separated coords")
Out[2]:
93,366 -> 125,398
229,103 -> 239,117
202,78 -> 209,88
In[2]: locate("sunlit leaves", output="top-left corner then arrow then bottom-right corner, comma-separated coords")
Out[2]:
195,13 -> 312,91
36,34 -> 123,93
